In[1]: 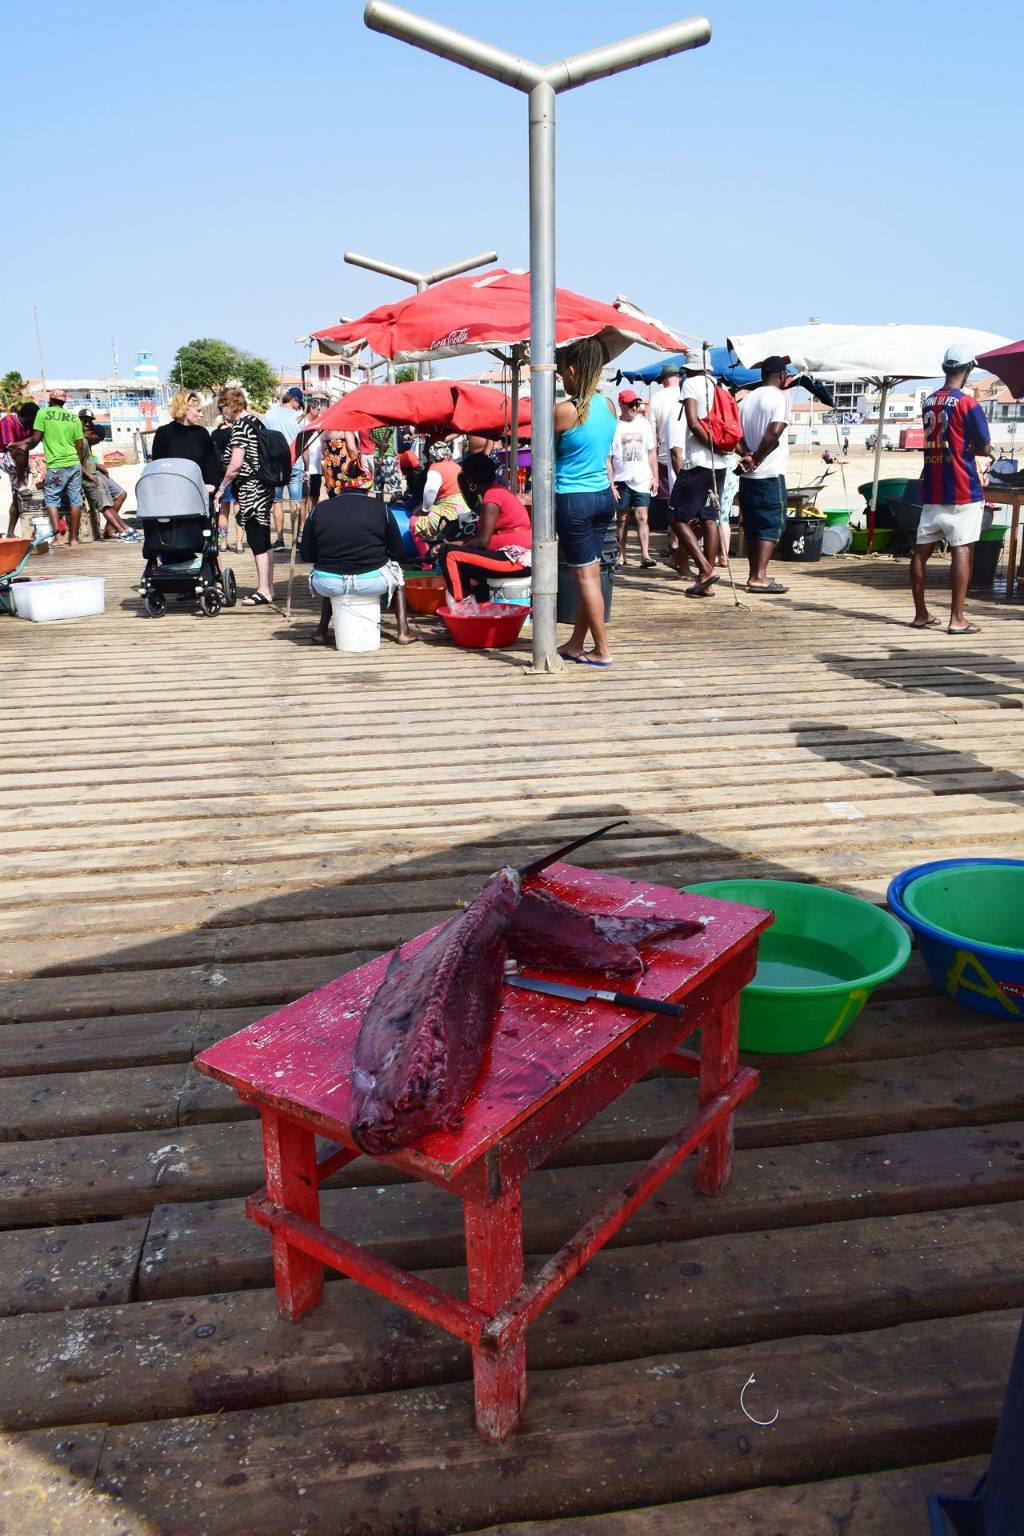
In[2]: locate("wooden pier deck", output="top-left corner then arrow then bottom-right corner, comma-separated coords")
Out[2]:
2,539 -> 1023,1535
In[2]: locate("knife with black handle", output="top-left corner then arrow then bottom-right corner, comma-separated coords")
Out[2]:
505,975 -> 684,1018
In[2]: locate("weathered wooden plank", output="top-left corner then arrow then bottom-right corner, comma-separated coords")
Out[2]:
461,1457 -> 990,1535
0,1219 -> 147,1317
6,1311 -> 1011,1536
6,1044 -> 1024,1222
0,1064 -> 188,1142
138,1120 -> 1024,1300
0,1425 -> 110,1536
9,1204 -> 1020,1432
0,1008 -> 263,1078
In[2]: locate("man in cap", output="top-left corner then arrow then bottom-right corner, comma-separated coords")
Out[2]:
17,387 -> 97,542
649,361 -> 682,504
611,388 -> 658,568
263,385 -> 306,550
912,343 -> 995,635
667,356 -> 733,594
737,356 -> 791,594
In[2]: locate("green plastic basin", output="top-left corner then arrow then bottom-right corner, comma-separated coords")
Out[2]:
850,526 -> 892,554
684,879 -> 911,1053
824,509 -> 853,526
903,865 -> 1024,955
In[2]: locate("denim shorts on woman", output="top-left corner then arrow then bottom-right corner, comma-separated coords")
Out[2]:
738,475 -> 787,543
555,487 -> 616,568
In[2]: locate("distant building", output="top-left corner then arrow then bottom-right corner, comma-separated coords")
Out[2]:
28,350 -> 168,446
301,347 -> 370,400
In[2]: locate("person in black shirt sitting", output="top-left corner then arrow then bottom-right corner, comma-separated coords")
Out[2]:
298,489 -> 418,645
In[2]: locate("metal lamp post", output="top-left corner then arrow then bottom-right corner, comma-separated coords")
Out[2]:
363,1 -> 711,673
344,248 -> 498,381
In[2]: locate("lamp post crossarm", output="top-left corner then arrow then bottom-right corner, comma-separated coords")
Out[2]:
343,251 -> 426,286
365,1 -> 544,89
545,16 -> 712,92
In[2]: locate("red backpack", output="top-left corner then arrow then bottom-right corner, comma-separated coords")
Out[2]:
701,385 -> 744,454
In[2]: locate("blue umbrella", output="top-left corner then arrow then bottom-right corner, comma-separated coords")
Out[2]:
616,346 -> 772,389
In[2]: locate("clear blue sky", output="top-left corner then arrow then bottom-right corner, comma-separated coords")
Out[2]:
5,0 -> 1021,382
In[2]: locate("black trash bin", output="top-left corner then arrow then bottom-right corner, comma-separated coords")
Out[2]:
557,519 -> 616,625
969,530 -> 1005,589
777,514 -> 824,563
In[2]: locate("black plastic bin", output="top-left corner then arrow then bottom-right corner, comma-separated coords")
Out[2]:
777,515 -> 824,563
557,520 -> 616,625
969,532 -> 1005,589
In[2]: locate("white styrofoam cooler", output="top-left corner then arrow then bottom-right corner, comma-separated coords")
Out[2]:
14,576 -> 106,622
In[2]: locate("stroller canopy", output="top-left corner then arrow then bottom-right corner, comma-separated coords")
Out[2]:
136,457 -> 210,519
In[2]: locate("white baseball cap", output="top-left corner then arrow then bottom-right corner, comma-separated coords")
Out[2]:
943,342 -> 976,368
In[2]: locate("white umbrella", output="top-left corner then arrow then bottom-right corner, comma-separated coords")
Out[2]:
729,324 -> 1011,549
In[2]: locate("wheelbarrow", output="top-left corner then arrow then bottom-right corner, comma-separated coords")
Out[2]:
0,530 -> 57,615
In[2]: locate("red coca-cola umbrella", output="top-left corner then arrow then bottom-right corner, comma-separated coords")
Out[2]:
310,267 -> 683,362
310,379 -> 532,438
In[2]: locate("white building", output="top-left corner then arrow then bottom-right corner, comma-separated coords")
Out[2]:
28,350 -> 168,449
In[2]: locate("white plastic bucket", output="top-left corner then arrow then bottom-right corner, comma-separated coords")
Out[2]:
15,576 -> 105,622
331,592 -> 381,652
486,574 -> 532,607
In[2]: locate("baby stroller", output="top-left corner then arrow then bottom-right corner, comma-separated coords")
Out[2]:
136,458 -> 237,617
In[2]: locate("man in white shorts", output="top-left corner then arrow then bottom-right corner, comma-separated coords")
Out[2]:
912,343 -> 996,635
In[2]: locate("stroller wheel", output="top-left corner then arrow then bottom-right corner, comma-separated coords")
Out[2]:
144,592 -> 166,617
199,589 -> 222,617
221,567 -> 238,607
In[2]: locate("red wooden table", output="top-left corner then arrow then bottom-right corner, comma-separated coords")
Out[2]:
195,863 -> 771,1441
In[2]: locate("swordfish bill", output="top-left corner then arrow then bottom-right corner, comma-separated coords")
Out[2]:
348,820 -> 627,1154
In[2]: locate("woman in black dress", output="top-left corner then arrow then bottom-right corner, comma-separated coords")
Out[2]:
151,391 -> 221,487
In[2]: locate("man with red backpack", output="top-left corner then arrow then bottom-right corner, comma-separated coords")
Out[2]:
667,356 -> 743,596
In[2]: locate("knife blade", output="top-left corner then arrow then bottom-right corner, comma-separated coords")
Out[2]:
505,975 -> 684,1018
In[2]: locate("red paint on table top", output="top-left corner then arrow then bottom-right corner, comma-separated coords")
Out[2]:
195,863 -> 770,1176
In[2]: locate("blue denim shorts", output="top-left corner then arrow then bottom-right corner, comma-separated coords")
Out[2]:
615,483 -> 652,514
556,487 -> 616,568
275,464 -> 305,503
43,465 -> 83,510
739,475 -> 787,542
309,567 -> 396,599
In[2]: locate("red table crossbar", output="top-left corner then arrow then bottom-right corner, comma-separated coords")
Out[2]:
195,863 -> 770,1440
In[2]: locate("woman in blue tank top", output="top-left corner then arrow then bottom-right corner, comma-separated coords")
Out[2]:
554,338 -> 617,666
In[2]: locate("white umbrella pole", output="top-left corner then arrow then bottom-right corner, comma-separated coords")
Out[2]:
867,380 -> 889,554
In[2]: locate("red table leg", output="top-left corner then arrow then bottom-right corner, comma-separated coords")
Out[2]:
260,1109 -> 324,1321
697,993 -> 740,1196
465,1186 -> 527,1443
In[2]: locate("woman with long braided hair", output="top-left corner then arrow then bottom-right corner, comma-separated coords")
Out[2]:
554,337 -> 617,666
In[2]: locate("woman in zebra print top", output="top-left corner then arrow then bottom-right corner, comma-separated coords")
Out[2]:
214,387 -> 276,607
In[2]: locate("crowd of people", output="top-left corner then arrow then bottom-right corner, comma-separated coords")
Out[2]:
2,338 -> 1007,648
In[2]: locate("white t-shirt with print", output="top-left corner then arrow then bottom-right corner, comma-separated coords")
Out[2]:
739,385 -> 791,480
611,415 -> 655,491
667,373 -> 733,472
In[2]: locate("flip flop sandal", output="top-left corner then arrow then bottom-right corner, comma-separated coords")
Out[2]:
577,654 -> 613,667
241,592 -> 272,607
910,616 -> 941,629
947,622 -> 981,635
746,580 -> 789,594
557,649 -> 582,663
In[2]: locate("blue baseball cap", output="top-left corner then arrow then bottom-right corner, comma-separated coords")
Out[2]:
283,386 -> 304,404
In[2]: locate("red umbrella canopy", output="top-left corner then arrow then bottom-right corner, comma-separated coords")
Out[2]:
311,380 -> 532,438
310,268 -> 684,364
976,340 -> 1024,400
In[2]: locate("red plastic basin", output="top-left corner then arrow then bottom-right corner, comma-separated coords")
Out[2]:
437,603 -> 529,649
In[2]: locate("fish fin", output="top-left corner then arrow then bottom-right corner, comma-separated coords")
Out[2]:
386,943 -> 404,977
517,819 -> 628,884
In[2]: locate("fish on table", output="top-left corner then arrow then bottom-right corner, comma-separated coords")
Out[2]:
348,821 -> 702,1155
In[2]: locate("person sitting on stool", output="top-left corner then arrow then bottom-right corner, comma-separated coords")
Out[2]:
299,484 -> 419,646
442,452 -> 532,602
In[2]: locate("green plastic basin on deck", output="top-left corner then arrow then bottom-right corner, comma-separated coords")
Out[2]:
683,879 -> 911,1053
903,866 -> 1024,955
824,509 -> 853,527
